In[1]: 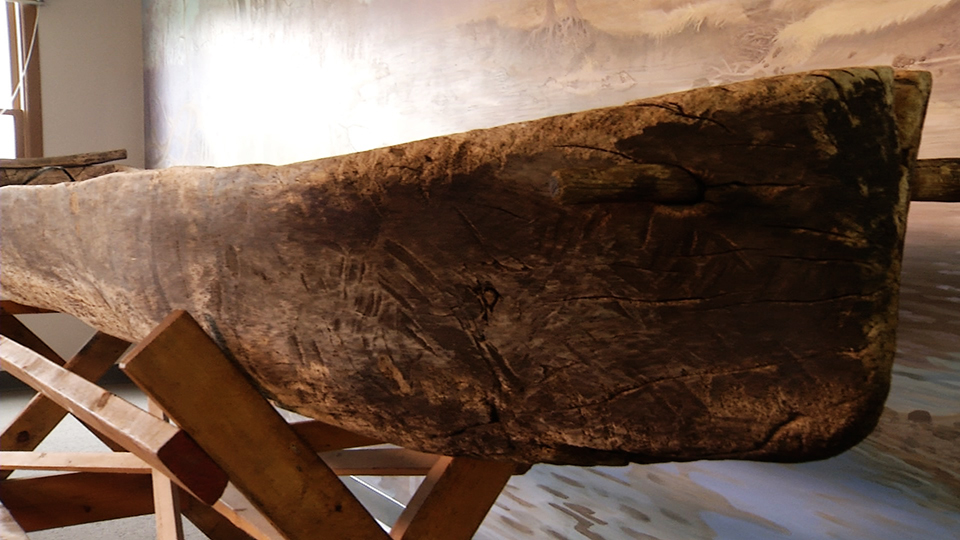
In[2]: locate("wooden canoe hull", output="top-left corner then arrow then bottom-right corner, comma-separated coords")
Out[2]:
0,67 -> 928,465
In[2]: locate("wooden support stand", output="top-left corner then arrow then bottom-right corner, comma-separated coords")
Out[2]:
0,307 -> 522,539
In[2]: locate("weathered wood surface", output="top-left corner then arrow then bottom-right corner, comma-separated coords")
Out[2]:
0,149 -> 127,169
0,162 -> 136,187
0,149 -> 130,187
913,158 -> 960,202
0,67 -> 927,465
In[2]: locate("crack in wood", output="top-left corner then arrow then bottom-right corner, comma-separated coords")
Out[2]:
632,101 -> 733,133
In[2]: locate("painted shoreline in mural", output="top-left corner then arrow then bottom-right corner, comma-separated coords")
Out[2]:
142,1 -> 959,538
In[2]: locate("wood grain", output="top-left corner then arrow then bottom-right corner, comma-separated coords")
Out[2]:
0,451 -> 151,473
121,310 -> 389,540
390,457 -> 516,540
0,67 -> 925,465
913,159 -> 960,201
0,336 -> 228,504
0,332 -> 129,463
0,472 -> 154,532
150,399 -> 187,540
0,149 -> 126,169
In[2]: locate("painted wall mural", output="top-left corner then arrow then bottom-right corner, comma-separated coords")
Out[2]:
144,0 -> 960,167
142,1 -> 959,538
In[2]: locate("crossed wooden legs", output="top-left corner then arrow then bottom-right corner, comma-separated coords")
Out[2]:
0,307 -> 520,539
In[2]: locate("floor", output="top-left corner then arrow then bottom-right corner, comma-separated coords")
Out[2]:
2,202 -> 958,539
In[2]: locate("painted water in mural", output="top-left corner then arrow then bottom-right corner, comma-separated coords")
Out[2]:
142,1 -> 959,538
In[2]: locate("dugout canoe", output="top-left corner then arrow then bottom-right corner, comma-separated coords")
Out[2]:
0,67 -> 931,466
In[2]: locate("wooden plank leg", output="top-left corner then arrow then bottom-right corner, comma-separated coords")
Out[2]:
0,472 -> 154,531
152,451 -> 186,539
120,311 -> 389,540
1,331 -> 130,480
179,490 -> 260,540
289,419 -> 382,452
0,500 -> 29,540
211,485 -> 285,540
150,399 -> 186,540
0,451 -> 151,473
389,457 -> 517,540
0,336 -> 228,504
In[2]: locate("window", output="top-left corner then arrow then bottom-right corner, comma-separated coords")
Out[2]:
1,1 -> 41,159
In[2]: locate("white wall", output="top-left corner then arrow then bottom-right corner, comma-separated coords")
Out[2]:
38,0 -> 145,167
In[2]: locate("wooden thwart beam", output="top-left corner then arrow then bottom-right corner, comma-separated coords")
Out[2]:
120,310 -> 390,540
0,336 -> 227,504
913,158 -> 960,202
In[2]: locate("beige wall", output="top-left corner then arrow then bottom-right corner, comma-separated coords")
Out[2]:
13,0 -> 146,357
38,0 -> 145,167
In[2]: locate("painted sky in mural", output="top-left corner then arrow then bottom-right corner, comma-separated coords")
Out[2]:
144,0 -> 960,167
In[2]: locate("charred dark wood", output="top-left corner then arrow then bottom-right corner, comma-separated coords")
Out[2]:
0,67 -> 928,465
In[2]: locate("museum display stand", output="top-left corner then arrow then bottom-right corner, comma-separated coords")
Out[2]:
0,302 -> 522,539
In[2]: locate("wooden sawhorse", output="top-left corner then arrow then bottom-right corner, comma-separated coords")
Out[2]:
0,304 -> 522,539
